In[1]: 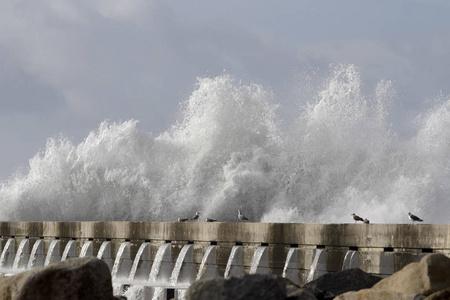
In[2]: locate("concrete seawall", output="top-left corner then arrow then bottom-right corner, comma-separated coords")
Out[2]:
0,222 -> 449,286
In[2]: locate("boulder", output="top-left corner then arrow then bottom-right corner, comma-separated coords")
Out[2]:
303,268 -> 382,299
0,256 -> 117,300
185,274 -> 286,300
372,253 -> 450,296
424,287 -> 450,300
287,288 -> 318,300
334,289 -> 424,300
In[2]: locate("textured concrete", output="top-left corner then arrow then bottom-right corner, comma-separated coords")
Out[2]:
0,222 -> 449,285
1,222 -> 449,247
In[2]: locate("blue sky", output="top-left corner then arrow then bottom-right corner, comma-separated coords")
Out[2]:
0,0 -> 449,180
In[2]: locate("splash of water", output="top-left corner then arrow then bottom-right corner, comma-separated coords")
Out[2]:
0,238 -> 16,270
1,65 -> 449,223
306,249 -> 326,283
224,245 -> 243,279
111,242 -> 131,280
342,250 -> 359,270
149,243 -> 171,283
12,238 -> 29,271
282,247 -> 300,285
249,246 -> 269,274
45,240 -> 60,266
169,243 -> 194,285
79,241 -> 93,257
129,242 -> 151,282
27,239 -> 44,269
196,245 -> 218,280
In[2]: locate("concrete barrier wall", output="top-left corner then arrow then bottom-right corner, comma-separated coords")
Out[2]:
0,222 -> 449,285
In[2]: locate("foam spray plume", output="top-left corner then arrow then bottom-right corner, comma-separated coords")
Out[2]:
1,64 -> 449,223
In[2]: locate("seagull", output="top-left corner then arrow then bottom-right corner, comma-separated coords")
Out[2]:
408,212 -> 423,223
363,218 -> 370,224
191,212 -> 200,220
351,213 -> 364,223
205,217 -> 217,222
237,209 -> 249,221
177,218 -> 188,222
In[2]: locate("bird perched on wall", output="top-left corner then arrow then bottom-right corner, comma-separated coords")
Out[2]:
191,212 -> 200,220
237,209 -> 249,221
408,212 -> 423,223
363,218 -> 370,224
177,218 -> 188,222
205,217 -> 217,222
351,213 -> 364,223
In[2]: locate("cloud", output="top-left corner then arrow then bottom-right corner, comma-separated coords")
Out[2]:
0,1 -> 175,117
83,0 -> 153,21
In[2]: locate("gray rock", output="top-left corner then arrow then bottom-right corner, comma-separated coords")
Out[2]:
287,288 -> 318,300
185,274 -> 286,300
424,287 -> 450,299
0,256 -> 117,300
304,268 -> 382,299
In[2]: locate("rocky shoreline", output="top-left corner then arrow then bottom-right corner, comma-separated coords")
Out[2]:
186,253 -> 450,300
1,253 -> 449,299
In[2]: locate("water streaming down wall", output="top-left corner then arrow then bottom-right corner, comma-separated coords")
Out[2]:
170,244 -> 195,285
249,246 -> 270,275
224,245 -> 244,279
0,238 -> 329,299
0,239 -> 403,299
0,236 -> 327,293
0,237 -> 187,299
97,241 -> 112,270
45,239 -> 61,266
11,238 -> 29,273
111,242 -> 134,296
142,243 -> 174,300
112,242 -> 132,281
80,240 -> 93,257
306,249 -> 327,283
196,245 -> 219,280
61,240 -> 77,261
0,238 -> 15,274
129,242 -> 151,282
0,238 -> 115,277
282,247 -> 300,285
342,250 -> 359,270
27,239 -> 45,270
149,243 -> 172,283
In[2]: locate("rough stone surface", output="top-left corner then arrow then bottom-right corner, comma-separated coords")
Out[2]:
334,289 -> 424,300
185,274 -> 286,300
303,268 -> 382,299
373,253 -> 450,296
0,256 -> 117,300
424,287 -> 450,300
287,288 -> 318,300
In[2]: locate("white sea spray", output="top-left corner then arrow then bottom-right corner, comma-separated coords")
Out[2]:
0,65 -> 449,224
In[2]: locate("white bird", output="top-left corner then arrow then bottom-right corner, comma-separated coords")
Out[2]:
363,218 -> 370,224
177,218 -> 188,222
191,212 -> 200,220
351,213 -> 364,223
408,212 -> 423,223
237,209 -> 249,221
